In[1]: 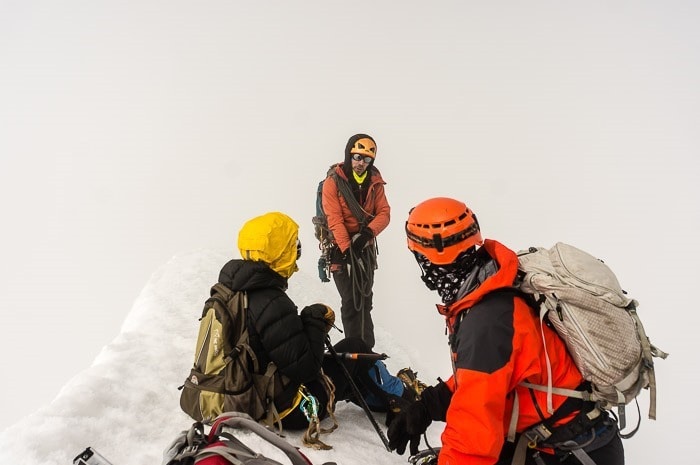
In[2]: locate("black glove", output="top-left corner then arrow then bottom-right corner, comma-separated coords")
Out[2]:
420,380 -> 452,422
300,304 -> 336,333
387,399 -> 432,456
329,245 -> 347,265
385,394 -> 412,427
351,227 -> 374,255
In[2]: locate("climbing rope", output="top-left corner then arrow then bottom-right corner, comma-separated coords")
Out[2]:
301,370 -> 338,450
347,244 -> 375,313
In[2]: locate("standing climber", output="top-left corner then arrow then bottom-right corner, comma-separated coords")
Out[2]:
321,133 -> 391,350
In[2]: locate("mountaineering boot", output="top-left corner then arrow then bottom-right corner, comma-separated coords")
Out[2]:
397,367 -> 427,401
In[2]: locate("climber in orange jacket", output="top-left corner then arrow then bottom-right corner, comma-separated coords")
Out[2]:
321,133 -> 390,350
387,197 -> 624,465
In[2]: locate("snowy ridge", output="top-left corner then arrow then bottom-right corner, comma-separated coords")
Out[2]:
0,250 -> 440,465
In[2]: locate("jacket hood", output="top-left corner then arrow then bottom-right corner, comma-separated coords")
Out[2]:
237,211 -> 299,279
218,259 -> 288,292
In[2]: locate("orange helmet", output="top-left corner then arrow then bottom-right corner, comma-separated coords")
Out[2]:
405,197 -> 483,265
349,136 -> 377,159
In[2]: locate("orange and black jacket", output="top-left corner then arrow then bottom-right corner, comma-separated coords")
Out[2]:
321,163 -> 390,254
433,239 -> 584,465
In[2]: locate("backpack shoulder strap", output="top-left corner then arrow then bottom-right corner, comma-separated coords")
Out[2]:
206,285 -> 251,364
163,422 -> 207,465
209,284 -> 248,310
210,282 -> 233,300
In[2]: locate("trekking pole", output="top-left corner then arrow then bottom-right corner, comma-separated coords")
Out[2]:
324,336 -> 391,451
324,352 -> 388,361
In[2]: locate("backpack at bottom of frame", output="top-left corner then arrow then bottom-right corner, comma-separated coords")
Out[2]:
162,411 -> 338,465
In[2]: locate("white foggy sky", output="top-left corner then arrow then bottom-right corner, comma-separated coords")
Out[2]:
1,1 -> 698,458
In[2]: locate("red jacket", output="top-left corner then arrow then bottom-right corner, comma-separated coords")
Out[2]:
436,239 -> 583,465
321,164 -> 391,253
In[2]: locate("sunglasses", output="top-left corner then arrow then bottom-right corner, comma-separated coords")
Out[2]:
296,239 -> 302,260
351,154 -> 373,164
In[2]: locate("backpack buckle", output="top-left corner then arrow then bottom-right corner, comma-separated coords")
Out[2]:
524,424 -> 552,448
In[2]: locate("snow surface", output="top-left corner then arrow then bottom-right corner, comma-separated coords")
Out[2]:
0,243 -> 684,465
0,249 -> 443,465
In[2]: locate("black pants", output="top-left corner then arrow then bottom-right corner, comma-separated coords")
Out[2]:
496,424 -> 625,465
332,249 -> 376,349
281,337 -> 377,430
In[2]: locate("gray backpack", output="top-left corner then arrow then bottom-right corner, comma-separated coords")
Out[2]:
514,242 -> 668,437
162,412 -> 335,465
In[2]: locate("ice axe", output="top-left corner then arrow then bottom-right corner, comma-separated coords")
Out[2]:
324,336 -> 391,451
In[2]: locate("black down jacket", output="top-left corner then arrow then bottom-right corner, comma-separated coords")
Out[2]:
218,259 -> 328,410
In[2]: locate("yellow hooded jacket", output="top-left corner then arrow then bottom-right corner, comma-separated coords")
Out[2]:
238,212 -> 299,279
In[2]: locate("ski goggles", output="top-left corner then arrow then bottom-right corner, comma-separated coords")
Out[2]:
351,153 -> 374,164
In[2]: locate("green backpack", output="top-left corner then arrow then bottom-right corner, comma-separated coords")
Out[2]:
179,283 -> 281,426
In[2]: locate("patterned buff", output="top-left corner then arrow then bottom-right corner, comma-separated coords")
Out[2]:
415,250 -> 480,304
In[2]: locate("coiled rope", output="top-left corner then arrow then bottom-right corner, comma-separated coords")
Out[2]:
301,369 -> 339,450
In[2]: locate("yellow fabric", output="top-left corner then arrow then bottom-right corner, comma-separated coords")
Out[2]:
238,212 -> 299,278
196,308 -> 226,374
199,391 -> 224,422
276,388 -> 304,421
352,170 -> 368,184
